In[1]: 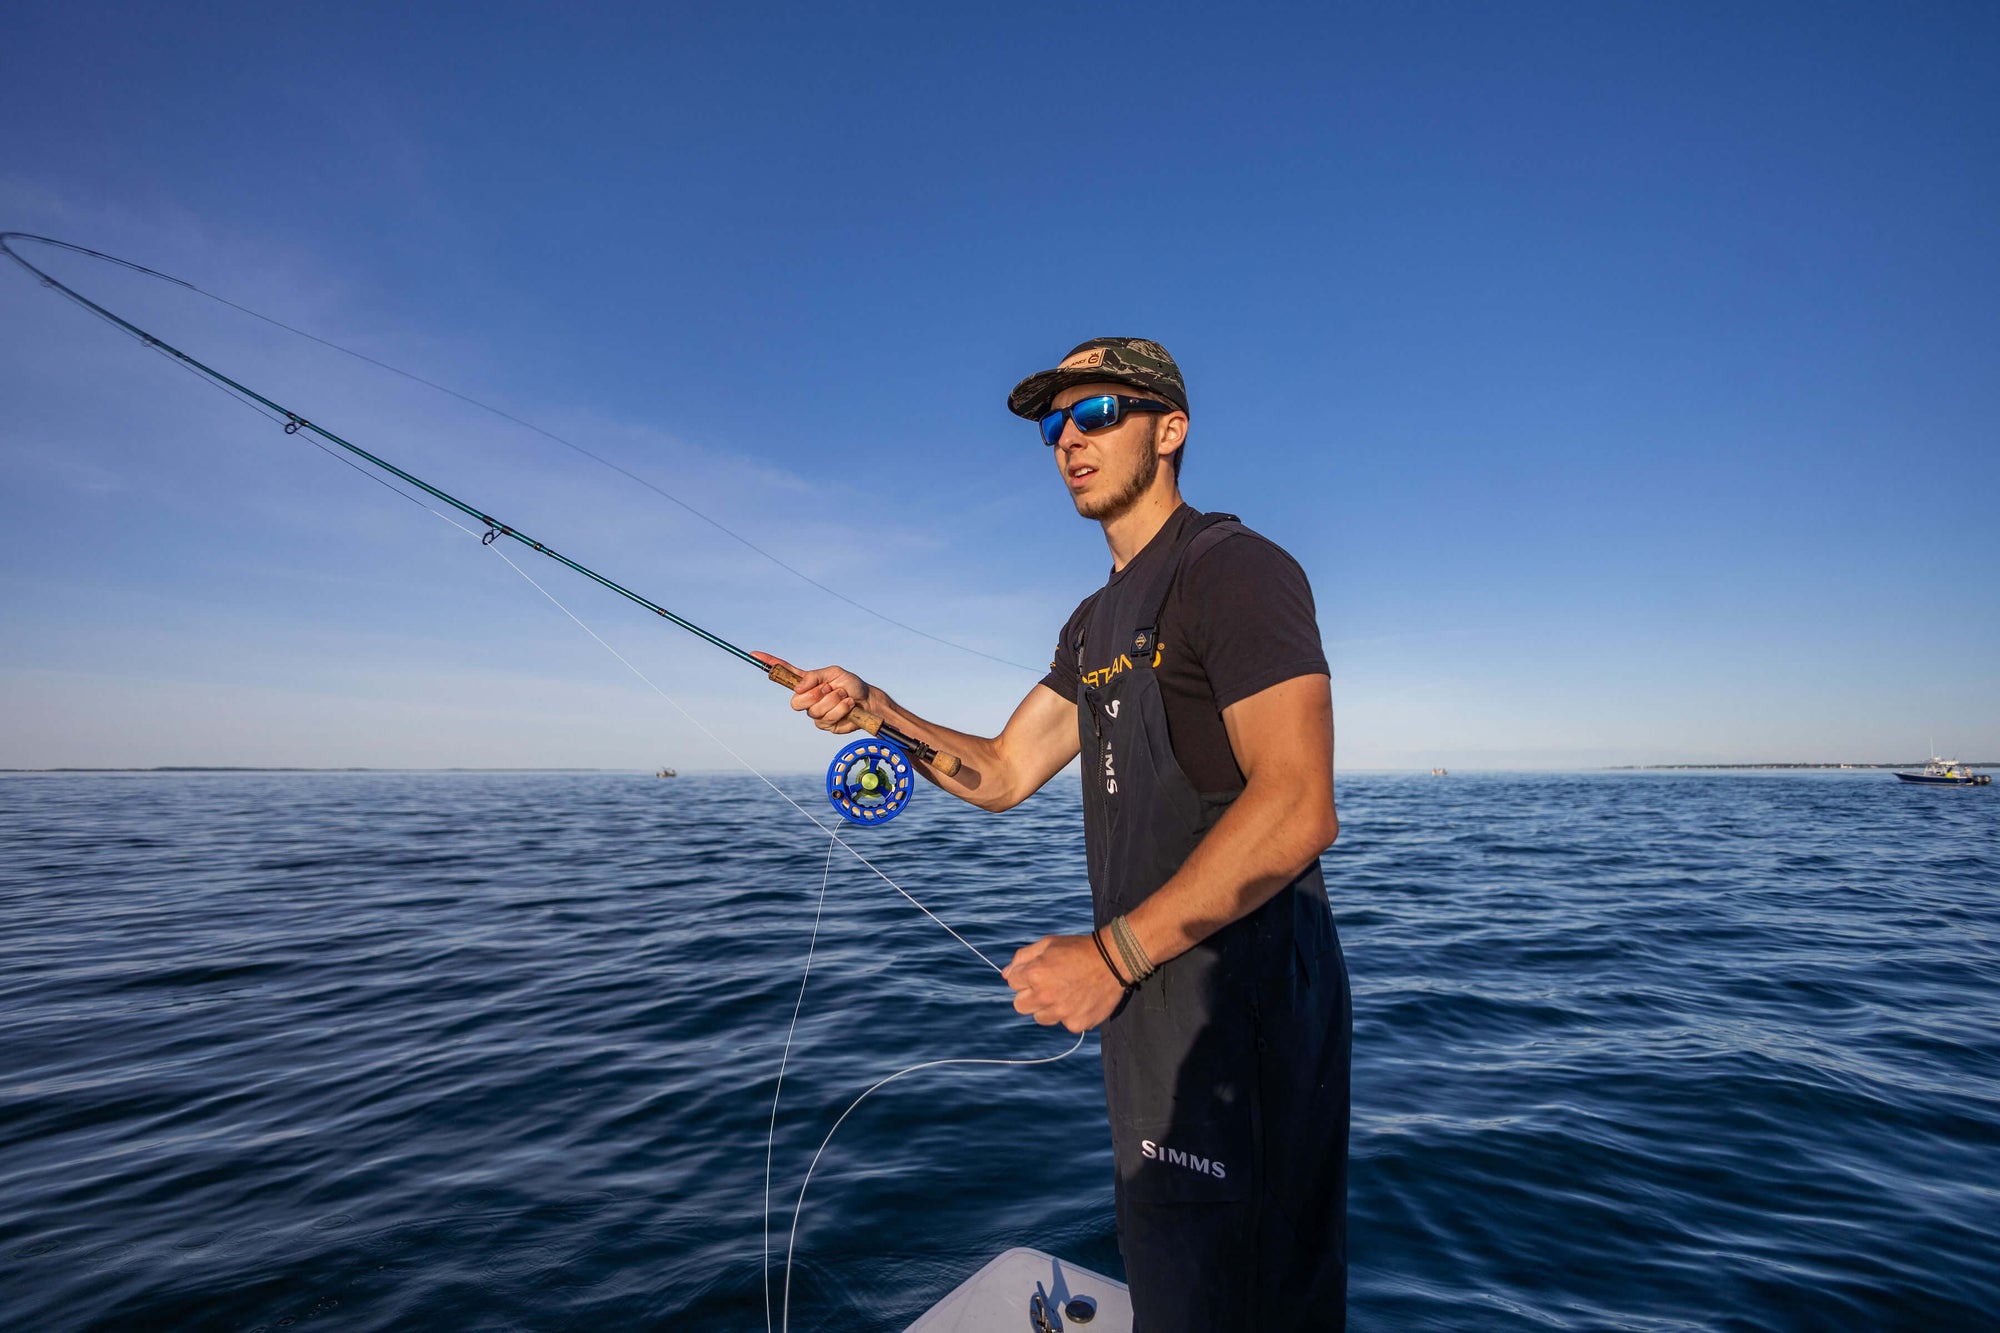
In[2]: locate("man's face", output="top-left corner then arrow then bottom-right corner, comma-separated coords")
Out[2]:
1049,381 -> 1183,521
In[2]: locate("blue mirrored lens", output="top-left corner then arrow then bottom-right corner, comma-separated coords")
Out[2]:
1040,410 -> 1066,447
1070,396 -> 1120,432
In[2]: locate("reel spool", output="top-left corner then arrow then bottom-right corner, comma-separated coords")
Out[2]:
826,736 -> 915,826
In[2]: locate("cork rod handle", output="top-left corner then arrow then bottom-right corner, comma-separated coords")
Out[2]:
764,663 -> 963,778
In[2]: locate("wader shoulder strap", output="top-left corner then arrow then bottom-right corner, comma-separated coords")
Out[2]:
1127,511 -> 1242,659
1069,588 -> 1106,674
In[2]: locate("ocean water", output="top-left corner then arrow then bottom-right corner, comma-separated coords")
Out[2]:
0,770 -> 1994,1332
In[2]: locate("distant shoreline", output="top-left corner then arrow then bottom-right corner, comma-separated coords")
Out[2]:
1606,762 -> 1995,771
0,766 -> 635,774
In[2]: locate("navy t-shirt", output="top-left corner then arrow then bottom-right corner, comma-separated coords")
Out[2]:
1040,505 -> 1330,795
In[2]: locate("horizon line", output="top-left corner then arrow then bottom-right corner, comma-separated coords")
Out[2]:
4,762 -> 1990,775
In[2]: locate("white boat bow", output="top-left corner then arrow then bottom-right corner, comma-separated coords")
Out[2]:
905,1248 -> 1132,1332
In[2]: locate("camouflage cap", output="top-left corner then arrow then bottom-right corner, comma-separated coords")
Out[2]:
1007,337 -> 1188,421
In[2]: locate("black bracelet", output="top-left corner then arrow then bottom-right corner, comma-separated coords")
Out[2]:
1092,927 -> 1135,991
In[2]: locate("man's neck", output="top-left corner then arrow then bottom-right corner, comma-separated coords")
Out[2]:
1101,481 -> 1186,571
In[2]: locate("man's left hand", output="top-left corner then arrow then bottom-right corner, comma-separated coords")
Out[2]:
1003,933 -> 1126,1033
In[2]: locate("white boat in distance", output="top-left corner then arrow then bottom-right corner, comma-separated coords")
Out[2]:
1894,757 -> 1990,786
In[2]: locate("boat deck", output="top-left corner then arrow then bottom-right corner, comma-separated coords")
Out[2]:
905,1248 -> 1132,1332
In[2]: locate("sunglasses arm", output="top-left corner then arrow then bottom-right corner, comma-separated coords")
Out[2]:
762,661 -> 964,777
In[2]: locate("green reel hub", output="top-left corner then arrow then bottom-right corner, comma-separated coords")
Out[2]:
826,737 -> 914,825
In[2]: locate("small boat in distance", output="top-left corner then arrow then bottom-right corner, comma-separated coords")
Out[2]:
656,767 -> 678,778
1431,767 -> 1448,777
1894,757 -> 1989,786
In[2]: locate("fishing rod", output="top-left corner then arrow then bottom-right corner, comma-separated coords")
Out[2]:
2,231 -> 963,803
3,235 -> 1039,675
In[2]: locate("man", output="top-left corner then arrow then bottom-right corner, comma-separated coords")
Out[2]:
761,338 -> 1349,1330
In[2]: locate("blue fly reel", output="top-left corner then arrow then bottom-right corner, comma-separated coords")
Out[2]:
826,736 -> 915,826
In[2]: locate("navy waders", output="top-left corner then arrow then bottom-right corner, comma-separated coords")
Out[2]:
1074,513 -> 1351,1331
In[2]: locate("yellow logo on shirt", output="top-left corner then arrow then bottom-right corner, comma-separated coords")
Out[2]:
1078,642 -> 1165,689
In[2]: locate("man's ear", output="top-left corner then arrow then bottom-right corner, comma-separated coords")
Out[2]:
1156,412 -> 1188,456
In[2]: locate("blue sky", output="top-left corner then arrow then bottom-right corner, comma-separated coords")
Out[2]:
3,2 -> 1995,770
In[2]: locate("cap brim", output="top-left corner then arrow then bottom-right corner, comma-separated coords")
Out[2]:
1007,367 -> 1185,420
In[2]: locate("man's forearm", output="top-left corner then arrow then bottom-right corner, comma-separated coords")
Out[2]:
857,687 -> 1027,811
765,652 -> 1078,813
1122,776 -> 1336,967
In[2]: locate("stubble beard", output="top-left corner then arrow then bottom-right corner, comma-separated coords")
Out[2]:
1072,430 -> 1161,522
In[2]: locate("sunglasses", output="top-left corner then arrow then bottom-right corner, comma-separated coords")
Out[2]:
1039,395 -> 1176,448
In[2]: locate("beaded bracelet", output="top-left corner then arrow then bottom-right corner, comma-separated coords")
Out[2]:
1092,927 -> 1135,991
1110,914 -> 1157,983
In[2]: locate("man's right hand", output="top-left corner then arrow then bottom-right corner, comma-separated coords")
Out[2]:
751,652 -> 874,734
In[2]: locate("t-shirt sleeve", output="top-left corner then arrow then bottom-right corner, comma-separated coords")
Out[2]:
1041,600 -> 1085,701
1180,533 -> 1329,711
